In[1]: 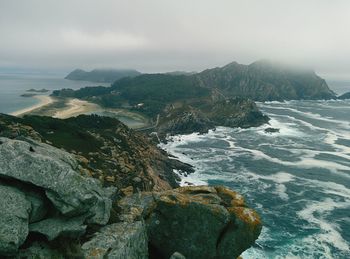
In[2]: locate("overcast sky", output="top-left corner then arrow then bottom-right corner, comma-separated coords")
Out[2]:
1,0 -> 350,78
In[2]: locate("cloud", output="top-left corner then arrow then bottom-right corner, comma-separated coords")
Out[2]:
61,29 -> 149,50
0,0 -> 350,77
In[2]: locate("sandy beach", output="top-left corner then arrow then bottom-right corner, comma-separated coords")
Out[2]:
53,98 -> 101,119
10,95 -> 55,116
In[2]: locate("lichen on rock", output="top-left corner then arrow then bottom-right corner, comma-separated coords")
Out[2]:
118,185 -> 262,259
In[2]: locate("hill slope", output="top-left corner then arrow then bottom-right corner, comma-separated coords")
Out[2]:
65,68 -> 141,83
0,114 -> 193,193
195,60 -> 336,101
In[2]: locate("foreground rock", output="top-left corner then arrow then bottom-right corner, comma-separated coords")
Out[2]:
0,184 -> 31,255
0,137 -> 112,224
82,221 -> 148,258
0,114 -> 193,194
118,185 -> 262,259
0,137 -> 113,256
0,115 -> 263,258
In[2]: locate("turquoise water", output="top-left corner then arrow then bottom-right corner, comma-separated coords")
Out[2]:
160,98 -> 350,258
0,74 -> 109,114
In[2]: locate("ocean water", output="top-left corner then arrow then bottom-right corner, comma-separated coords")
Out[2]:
160,99 -> 350,258
0,74 -> 109,114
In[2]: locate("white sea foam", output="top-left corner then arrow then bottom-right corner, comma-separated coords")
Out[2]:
297,198 -> 350,252
260,105 -> 350,130
173,169 -> 207,186
265,113 -> 350,159
231,144 -> 350,178
258,117 -> 305,137
160,100 -> 350,258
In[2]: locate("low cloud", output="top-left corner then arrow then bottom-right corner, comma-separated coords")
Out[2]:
61,29 -> 149,50
0,0 -> 350,77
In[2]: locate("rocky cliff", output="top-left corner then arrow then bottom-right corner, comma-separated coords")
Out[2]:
156,97 -> 269,138
0,135 -> 262,258
196,60 -> 336,101
0,114 -> 193,195
0,113 -> 263,258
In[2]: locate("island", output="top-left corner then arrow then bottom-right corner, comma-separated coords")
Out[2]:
26,88 -> 49,93
65,68 -> 141,83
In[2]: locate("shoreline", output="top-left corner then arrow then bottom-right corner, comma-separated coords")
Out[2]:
10,95 -> 55,117
9,95 -> 149,129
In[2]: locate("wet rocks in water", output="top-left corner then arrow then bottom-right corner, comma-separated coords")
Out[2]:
264,127 -> 280,133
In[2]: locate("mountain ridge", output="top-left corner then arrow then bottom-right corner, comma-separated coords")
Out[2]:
65,68 -> 141,83
195,60 -> 336,101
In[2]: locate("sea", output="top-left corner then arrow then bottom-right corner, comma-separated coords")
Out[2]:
160,87 -> 350,258
1,74 -> 350,258
0,73 -> 109,114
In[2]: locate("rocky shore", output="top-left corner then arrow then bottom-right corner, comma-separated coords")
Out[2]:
156,97 -> 269,139
0,113 -> 262,258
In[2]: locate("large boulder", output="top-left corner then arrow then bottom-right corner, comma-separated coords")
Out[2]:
0,184 -> 31,255
0,137 -> 114,256
29,216 -> 87,241
15,242 -> 65,259
81,221 -> 148,259
0,137 -> 113,225
118,185 -> 262,259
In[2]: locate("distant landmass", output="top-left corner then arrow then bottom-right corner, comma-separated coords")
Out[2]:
53,60 -> 336,136
26,88 -> 49,93
165,71 -> 197,76
195,60 -> 336,101
65,68 -> 141,83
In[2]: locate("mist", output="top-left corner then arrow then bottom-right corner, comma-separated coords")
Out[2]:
1,0 -> 350,78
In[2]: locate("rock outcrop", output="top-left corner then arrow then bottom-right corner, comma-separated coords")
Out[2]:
0,114 -> 193,195
0,137 -> 114,256
0,137 -> 113,224
118,185 -> 262,259
156,97 -> 269,137
338,92 -> 350,99
157,105 -> 215,137
0,115 -> 262,258
0,184 -> 31,255
81,221 -> 148,259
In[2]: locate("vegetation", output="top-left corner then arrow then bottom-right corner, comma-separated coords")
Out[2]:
53,74 -> 211,118
65,68 -> 141,83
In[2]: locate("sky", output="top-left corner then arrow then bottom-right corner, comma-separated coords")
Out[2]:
1,0 -> 350,78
